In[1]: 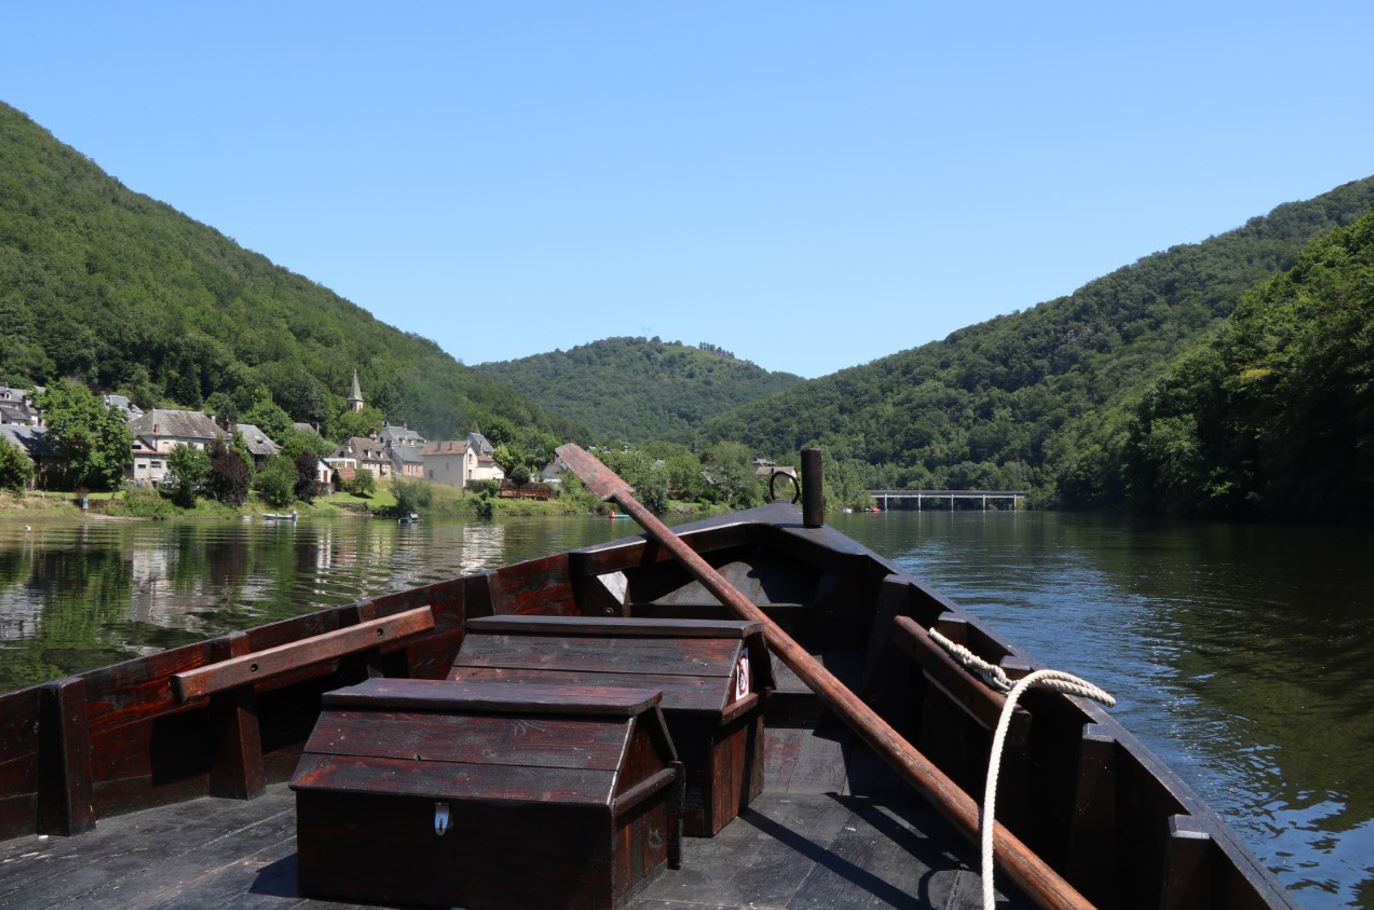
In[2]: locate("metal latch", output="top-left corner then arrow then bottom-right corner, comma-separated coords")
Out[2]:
434,801 -> 451,836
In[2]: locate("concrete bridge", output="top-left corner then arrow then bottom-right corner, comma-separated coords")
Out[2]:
866,489 -> 1029,511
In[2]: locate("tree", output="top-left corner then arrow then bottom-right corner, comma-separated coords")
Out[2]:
206,438 -> 250,506
701,441 -> 760,508
167,443 -> 211,507
256,454 -> 298,509
345,469 -> 376,498
241,388 -> 292,441
508,463 -> 531,486
392,478 -> 434,516
326,406 -> 386,442
294,451 -> 322,503
37,379 -> 133,491
0,439 -> 33,493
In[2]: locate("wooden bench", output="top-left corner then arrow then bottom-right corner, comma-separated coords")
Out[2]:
168,604 -> 434,800
451,615 -> 773,836
291,678 -> 682,910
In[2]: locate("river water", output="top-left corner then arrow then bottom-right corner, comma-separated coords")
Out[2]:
0,511 -> 1370,907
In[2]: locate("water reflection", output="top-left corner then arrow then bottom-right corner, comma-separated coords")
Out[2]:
0,517 -> 626,692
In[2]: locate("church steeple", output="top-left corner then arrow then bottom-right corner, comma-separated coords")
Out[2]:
347,369 -> 365,413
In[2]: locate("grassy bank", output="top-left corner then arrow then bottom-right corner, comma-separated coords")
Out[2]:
2,480 -> 749,522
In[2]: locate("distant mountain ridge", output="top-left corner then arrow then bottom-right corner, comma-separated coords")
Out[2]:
0,101 -> 567,440
477,337 -> 803,443
701,176 -> 1374,505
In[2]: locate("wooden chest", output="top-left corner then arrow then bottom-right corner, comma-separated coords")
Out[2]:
290,679 -> 682,910
451,616 -> 773,836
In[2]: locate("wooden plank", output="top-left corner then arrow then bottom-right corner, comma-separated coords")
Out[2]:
171,607 -> 434,701
487,553 -> 578,615
448,666 -> 728,714
82,642 -> 218,735
1160,814 -> 1213,910
305,709 -> 632,771
207,632 -> 265,800
321,678 -> 663,716
1065,723 -> 1116,907
891,615 -> 1030,739
467,614 -> 763,639
611,768 -> 677,817
454,633 -> 740,678
290,753 -> 618,806
36,676 -> 94,836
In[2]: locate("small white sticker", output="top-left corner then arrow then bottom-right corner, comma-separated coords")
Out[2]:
735,654 -> 750,700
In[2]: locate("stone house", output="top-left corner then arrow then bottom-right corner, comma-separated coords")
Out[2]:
232,422 -> 282,471
0,425 -> 61,489
333,436 -> 391,478
127,409 -> 227,485
420,438 -> 506,488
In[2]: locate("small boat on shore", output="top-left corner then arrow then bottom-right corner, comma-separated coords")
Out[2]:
0,455 -> 1297,909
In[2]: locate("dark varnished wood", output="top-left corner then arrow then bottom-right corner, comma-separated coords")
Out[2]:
36,676 -> 94,836
450,666 -> 731,713
1161,814 -> 1213,910
292,675 -> 679,909
207,632 -> 265,800
172,606 -> 435,701
468,615 -> 764,639
323,678 -> 664,716
454,615 -> 772,838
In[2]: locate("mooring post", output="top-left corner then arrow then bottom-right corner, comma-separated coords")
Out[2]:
801,448 -> 823,527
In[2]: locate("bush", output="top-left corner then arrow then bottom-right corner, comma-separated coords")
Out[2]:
392,478 -> 434,516
119,487 -> 175,519
0,439 -> 33,493
294,452 -> 321,503
206,438 -> 250,506
508,464 -> 531,486
345,469 -> 376,497
256,454 -> 298,508
167,443 -> 211,508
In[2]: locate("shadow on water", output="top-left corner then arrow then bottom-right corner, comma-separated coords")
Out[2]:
832,510 -> 1374,908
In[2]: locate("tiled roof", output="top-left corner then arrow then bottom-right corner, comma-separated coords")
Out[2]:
420,440 -> 470,456
0,425 -> 58,459
232,423 -> 281,457
129,409 -> 226,441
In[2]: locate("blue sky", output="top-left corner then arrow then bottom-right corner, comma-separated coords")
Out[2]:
3,2 -> 1371,377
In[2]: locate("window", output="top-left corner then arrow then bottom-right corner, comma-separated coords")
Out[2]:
150,461 -> 162,469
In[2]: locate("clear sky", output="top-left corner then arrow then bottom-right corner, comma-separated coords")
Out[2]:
3,2 -> 1371,378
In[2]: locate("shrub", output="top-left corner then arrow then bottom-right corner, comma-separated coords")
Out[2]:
167,444 -> 211,508
256,454 -> 298,508
392,478 -> 434,516
206,438 -> 250,506
0,439 -> 33,493
345,469 -> 376,497
294,452 -> 321,503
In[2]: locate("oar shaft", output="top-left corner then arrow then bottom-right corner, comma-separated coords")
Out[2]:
605,490 -> 1095,910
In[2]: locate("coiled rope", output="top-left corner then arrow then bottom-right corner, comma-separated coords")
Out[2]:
928,628 -> 1115,910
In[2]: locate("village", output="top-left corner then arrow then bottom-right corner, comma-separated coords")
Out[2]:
0,372 -> 572,506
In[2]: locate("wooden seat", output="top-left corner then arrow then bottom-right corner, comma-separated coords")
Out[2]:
451,615 -> 774,836
291,678 -> 682,910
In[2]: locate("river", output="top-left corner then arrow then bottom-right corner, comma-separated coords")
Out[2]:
0,511 -> 1370,907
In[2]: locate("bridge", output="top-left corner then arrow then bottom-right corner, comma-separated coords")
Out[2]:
866,489 -> 1029,511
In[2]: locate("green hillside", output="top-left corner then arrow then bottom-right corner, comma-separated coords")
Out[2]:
1122,208 -> 1374,518
703,177 -> 1374,504
477,337 -> 803,443
0,102 -> 568,439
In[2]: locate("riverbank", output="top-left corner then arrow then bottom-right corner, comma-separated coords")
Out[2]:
0,484 -> 732,522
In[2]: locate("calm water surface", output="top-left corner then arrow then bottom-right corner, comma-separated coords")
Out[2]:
1,511 -> 1371,907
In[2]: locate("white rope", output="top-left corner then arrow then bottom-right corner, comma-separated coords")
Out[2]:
928,629 -> 1115,910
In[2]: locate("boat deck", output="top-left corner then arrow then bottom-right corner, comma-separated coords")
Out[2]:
0,726 -> 1026,910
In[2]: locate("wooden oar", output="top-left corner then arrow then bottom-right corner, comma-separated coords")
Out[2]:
556,444 -> 1096,910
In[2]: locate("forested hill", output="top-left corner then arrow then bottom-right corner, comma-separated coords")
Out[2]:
1122,208 -> 1374,519
703,176 -> 1374,504
477,337 -> 803,443
0,102 -> 567,439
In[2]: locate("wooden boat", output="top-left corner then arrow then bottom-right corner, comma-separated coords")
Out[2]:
0,501 -> 1297,909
